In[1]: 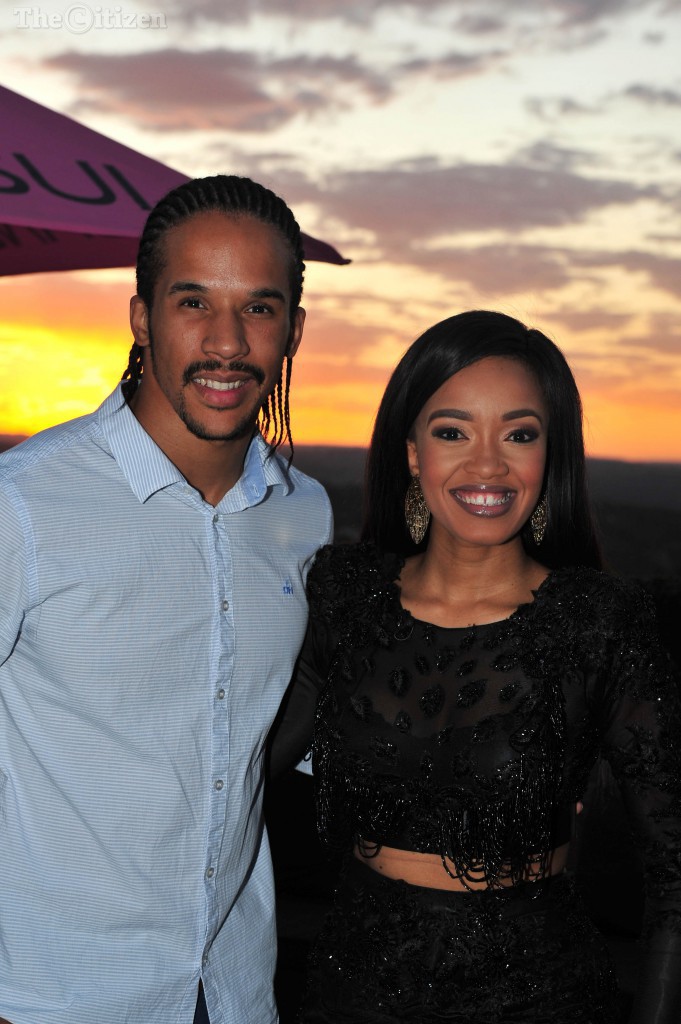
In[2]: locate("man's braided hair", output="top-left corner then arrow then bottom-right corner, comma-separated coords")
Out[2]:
122,174 -> 305,452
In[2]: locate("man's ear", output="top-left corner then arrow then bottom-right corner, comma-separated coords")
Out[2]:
287,306 -> 305,358
406,438 -> 420,477
130,295 -> 151,349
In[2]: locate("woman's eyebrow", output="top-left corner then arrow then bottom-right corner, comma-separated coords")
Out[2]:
426,408 -> 471,425
502,408 -> 544,424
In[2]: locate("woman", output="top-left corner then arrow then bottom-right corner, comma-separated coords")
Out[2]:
271,311 -> 681,1023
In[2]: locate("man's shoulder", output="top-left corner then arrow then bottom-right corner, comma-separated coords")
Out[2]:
0,409 -> 102,484
284,460 -> 329,500
265,447 -> 331,507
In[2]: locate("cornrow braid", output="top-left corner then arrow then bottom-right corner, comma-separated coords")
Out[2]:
121,174 -> 305,452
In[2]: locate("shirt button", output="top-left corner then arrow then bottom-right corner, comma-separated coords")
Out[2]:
217,688 -> 225,700
202,954 -> 209,967
213,513 -> 219,523
214,779 -> 224,791
221,599 -> 229,611
205,867 -> 215,879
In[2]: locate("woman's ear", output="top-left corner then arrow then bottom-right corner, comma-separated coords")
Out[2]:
406,438 -> 419,477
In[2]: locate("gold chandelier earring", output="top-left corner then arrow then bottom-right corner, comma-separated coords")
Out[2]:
405,475 -> 430,544
530,497 -> 547,546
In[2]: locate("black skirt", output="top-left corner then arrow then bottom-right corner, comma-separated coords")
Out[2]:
299,857 -> 619,1024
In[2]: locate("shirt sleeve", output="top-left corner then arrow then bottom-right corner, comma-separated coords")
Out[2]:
0,485 -> 29,666
596,583 -> 681,1023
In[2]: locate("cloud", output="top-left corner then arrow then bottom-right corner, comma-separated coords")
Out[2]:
45,49 -> 391,132
163,0 -> 392,25
404,243 -> 574,294
451,13 -> 507,34
547,0 -> 644,26
618,312 -> 681,354
163,0 -> 661,29
622,84 -> 681,108
511,140 -> 601,172
576,250 -> 681,300
544,309 -> 633,333
399,49 -> 507,81
45,41 -> 509,137
292,161 -> 660,244
526,96 -> 597,121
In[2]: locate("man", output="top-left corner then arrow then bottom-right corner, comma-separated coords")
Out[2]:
0,175 -> 332,1024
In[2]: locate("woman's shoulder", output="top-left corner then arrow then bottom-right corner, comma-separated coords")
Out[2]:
309,541 -> 400,583
536,564 -> 657,632
307,542 -> 402,616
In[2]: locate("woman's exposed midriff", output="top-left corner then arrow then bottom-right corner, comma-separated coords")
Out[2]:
353,840 -> 571,891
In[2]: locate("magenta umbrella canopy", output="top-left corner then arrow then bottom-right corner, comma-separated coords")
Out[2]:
0,84 -> 349,276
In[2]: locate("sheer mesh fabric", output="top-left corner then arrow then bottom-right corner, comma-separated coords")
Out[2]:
270,543 -> 681,1021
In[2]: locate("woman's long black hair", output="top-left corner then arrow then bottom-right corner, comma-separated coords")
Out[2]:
362,310 -> 602,570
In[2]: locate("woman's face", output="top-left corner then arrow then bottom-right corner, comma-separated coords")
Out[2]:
406,356 -> 548,552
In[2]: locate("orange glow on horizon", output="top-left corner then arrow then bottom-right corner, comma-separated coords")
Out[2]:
1,319 -> 679,465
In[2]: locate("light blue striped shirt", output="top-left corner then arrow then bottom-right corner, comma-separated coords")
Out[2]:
0,385 -> 332,1024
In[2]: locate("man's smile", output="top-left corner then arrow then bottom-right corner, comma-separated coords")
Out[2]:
192,377 -> 248,391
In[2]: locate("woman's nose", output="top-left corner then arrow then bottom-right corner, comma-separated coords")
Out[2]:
463,439 -> 508,478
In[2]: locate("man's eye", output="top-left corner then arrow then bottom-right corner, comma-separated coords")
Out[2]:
247,303 -> 272,314
180,298 -> 204,309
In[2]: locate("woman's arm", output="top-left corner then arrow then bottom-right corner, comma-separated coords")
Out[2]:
267,623 -> 327,779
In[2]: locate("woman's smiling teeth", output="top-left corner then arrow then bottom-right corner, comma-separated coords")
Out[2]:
450,487 -> 517,517
457,491 -> 512,507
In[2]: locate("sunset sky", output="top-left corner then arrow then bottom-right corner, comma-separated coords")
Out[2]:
1,0 -> 680,461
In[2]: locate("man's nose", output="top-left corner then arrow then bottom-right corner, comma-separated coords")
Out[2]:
201,309 -> 250,360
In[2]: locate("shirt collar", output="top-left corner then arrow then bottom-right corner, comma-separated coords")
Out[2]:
96,385 -> 291,507
218,433 -> 292,513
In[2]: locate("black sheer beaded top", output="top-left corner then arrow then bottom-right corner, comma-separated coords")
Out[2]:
280,542 -> 681,901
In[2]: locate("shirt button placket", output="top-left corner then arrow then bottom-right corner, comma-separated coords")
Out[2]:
205,504 -> 231,942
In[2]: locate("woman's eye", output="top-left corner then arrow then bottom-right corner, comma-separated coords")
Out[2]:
432,426 -> 466,441
508,428 -> 539,443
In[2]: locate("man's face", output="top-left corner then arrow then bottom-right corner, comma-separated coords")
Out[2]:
129,211 -> 304,444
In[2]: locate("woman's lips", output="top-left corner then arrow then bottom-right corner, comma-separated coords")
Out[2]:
450,486 -> 517,517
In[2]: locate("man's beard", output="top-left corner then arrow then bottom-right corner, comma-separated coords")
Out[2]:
148,327 -> 273,442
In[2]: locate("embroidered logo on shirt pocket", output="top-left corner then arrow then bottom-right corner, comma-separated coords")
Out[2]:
282,578 -> 294,595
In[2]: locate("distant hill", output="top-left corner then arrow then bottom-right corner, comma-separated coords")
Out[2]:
587,458 -> 681,513
0,434 -> 26,452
